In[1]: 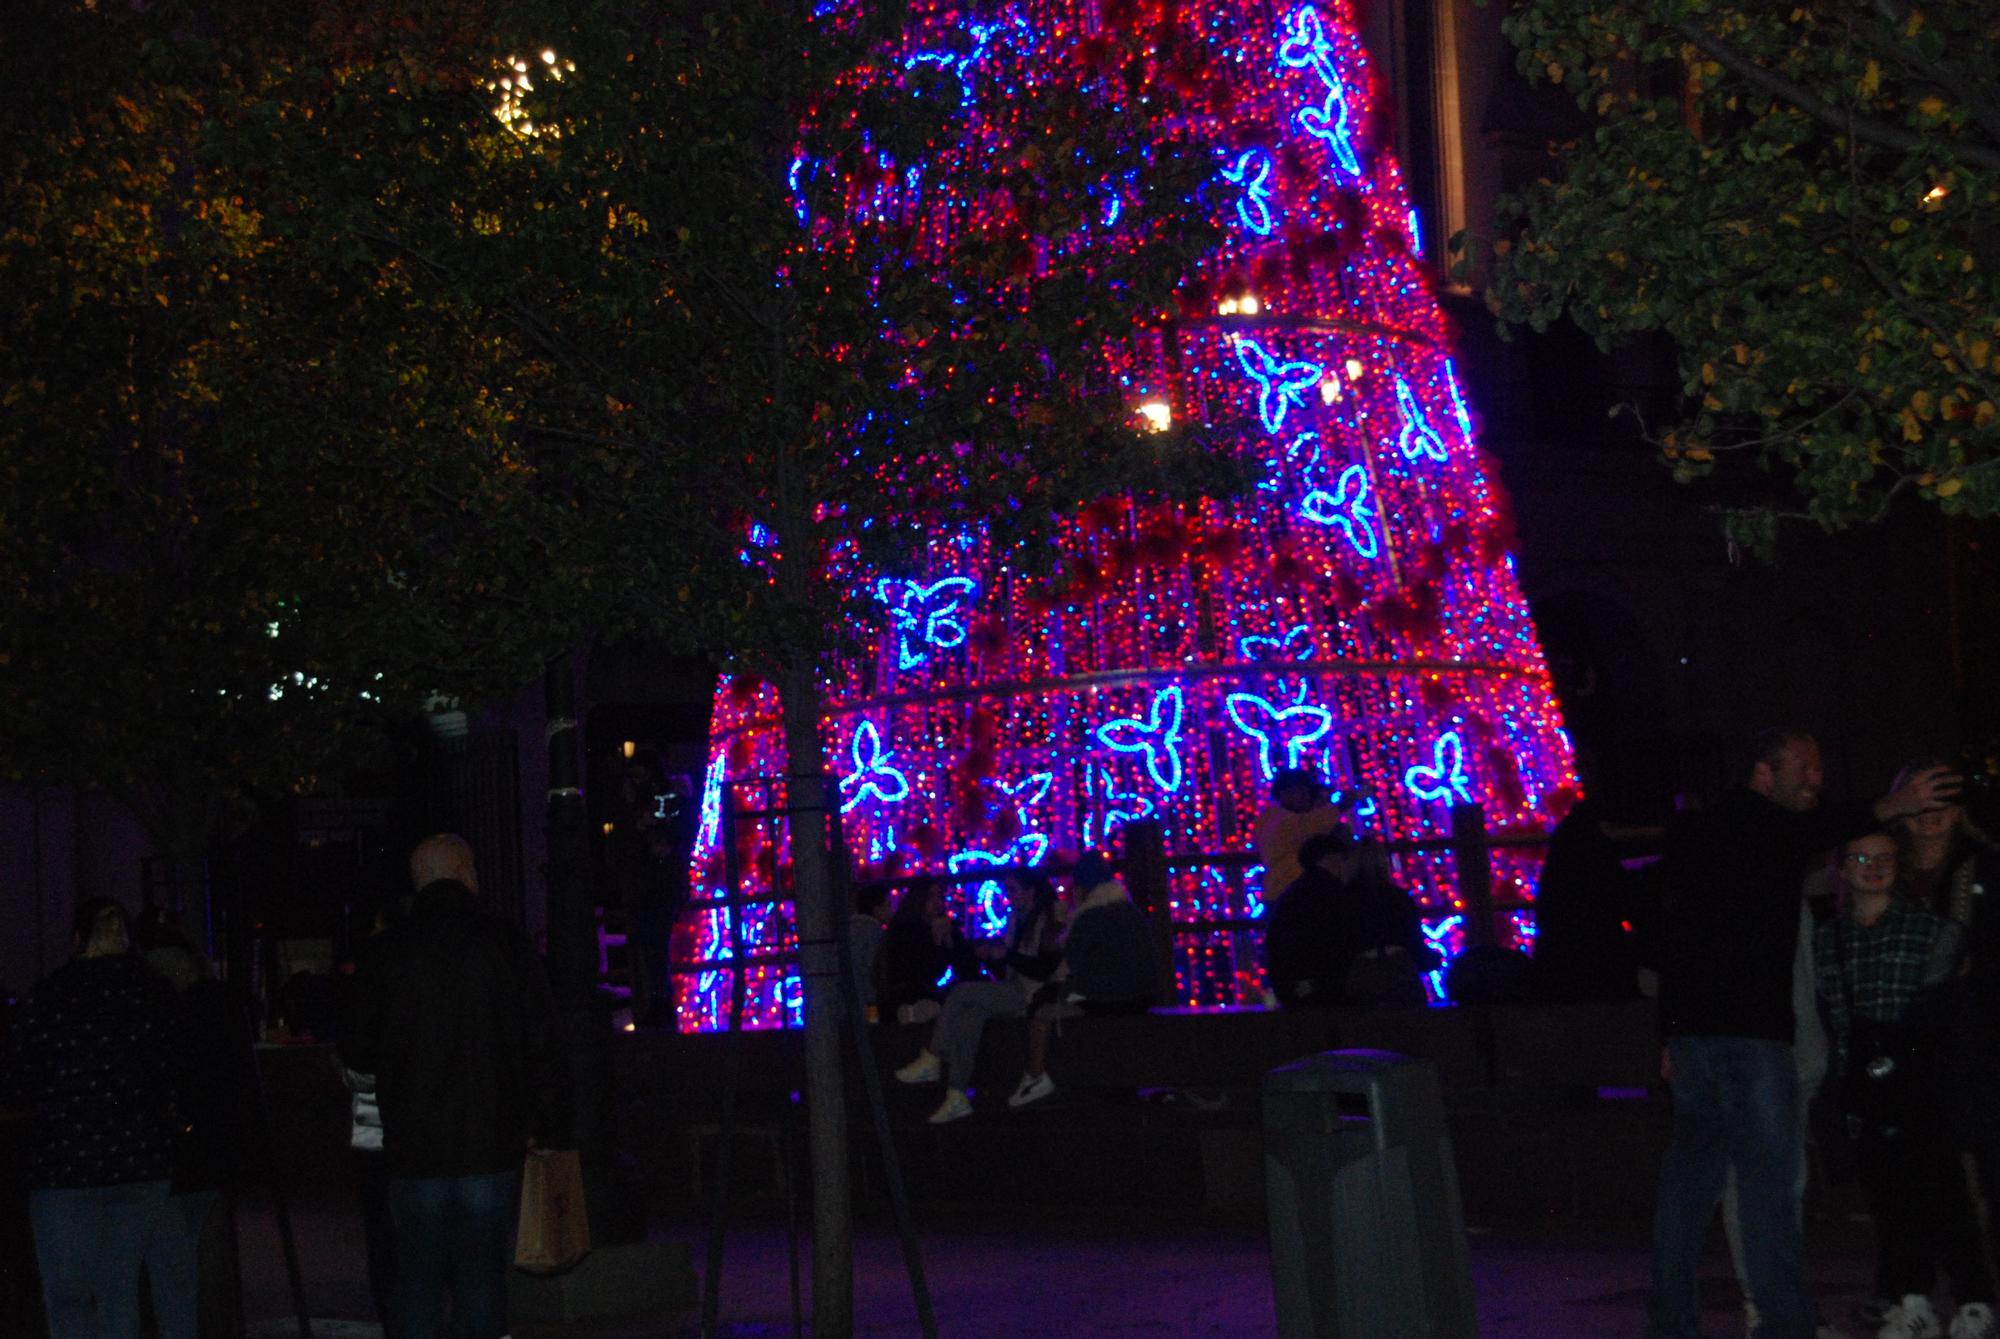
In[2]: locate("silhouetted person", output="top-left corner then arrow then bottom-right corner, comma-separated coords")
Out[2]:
848,882 -> 892,1012
1253,767 -> 1347,905
874,880 -> 977,1025
5,899 -> 180,1339
134,910 -> 242,1339
1649,729 -> 1958,1339
1532,800 -> 1641,1001
1264,828 -> 1353,1007
345,835 -> 556,1339
1008,853 -> 1158,1110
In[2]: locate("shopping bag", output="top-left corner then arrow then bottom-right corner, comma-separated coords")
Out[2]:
514,1147 -> 592,1274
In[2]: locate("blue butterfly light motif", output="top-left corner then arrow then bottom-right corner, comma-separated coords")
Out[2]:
1225,691 -> 1334,780
1404,731 -> 1475,805
1085,764 -> 1157,850
874,575 -> 979,670
1278,6 -> 1362,177
948,834 -> 1052,938
1238,623 -> 1315,665
1395,378 -> 1451,463
992,771 -> 1054,824
1094,684 -> 1186,793
1301,463 -> 1379,559
1276,4 -> 1337,81
837,721 -> 911,813
1220,149 -> 1277,237
904,11 -> 1032,103
1233,337 -> 1324,435
1258,430 -> 1325,493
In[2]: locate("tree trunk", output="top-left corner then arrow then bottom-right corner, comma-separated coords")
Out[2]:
777,653 -> 853,1339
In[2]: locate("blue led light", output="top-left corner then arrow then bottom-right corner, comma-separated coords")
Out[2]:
1259,430 -> 1325,492
874,575 -> 978,670
904,11 -> 1032,103
1233,337 -> 1324,434
1279,6 -> 1362,178
1404,731 -> 1475,805
1220,149 -> 1277,236
1406,207 -> 1422,256
1443,360 -> 1476,443
1300,463 -> 1379,558
1224,691 -> 1334,779
995,770 -> 1054,821
1085,763 -> 1158,850
1094,683 -> 1186,793
1395,377 -> 1450,463
837,721 -> 911,813
695,752 -> 725,856
788,154 -> 814,223
1422,914 -> 1464,1001
1238,623 -> 1314,663
949,834 -> 1052,938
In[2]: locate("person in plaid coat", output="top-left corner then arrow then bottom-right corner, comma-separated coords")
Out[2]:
1816,829 -> 1994,1339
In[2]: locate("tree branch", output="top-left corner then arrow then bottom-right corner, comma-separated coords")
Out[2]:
1857,0 -> 2000,148
1852,246 -> 2000,410
1671,19 -> 2000,172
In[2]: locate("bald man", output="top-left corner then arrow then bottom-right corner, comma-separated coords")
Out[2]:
345,834 -> 555,1339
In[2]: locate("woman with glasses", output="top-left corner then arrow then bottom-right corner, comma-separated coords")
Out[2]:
1892,757 -> 2000,1333
1816,829 -> 1994,1339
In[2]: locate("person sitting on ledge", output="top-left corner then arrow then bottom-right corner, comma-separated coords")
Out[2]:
1263,826 -> 1354,1007
874,880 -> 979,1026
894,871 -> 1068,1124
1007,852 -> 1159,1111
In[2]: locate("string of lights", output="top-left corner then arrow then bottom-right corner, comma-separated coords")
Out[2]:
674,0 -> 1580,1031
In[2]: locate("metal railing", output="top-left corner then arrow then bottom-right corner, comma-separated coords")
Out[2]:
666,778 -> 1554,1016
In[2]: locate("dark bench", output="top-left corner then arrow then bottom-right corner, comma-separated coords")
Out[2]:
615,999 -> 1669,1223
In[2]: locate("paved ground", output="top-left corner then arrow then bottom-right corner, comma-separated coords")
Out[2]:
238,1198 -> 1892,1338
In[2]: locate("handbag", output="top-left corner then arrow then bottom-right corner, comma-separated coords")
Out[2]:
514,1148 -> 592,1275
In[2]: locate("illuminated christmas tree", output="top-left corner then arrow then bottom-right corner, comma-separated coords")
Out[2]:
675,0 -> 1581,1031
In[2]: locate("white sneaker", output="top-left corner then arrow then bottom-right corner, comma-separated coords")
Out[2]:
926,1089 -> 974,1124
1007,1072 -> 1055,1109
1880,1295 -> 1942,1339
895,1051 -> 941,1084
1950,1303 -> 1999,1339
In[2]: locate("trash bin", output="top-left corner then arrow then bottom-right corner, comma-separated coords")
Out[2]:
1263,1049 -> 1477,1338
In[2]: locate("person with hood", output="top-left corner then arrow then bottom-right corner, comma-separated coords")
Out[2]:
1006,853 -> 1159,1110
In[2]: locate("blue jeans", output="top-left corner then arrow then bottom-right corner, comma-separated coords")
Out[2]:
1649,1038 -> 1812,1339
387,1170 -> 520,1339
139,1190 -> 217,1339
29,1180 -> 172,1339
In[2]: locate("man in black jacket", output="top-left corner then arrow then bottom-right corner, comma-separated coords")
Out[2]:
344,835 -> 556,1339
1648,731 -> 1958,1339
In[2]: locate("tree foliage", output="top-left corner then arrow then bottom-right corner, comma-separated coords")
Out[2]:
2,0 -> 1224,849
1473,0 -> 1999,547
0,0 -> 618,845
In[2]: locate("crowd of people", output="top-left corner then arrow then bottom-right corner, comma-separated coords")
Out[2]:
7,724 -> 1996,1339
1649,730 -> 1999,1339
3,832 -> 552,1339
